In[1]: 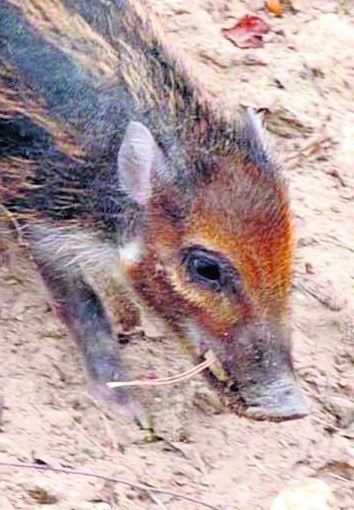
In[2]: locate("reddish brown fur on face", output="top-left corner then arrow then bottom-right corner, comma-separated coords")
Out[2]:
125,150 -> 293,353
188,157 -> 293,315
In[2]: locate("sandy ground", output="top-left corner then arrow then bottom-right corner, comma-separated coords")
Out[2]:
0,1 -> 353,509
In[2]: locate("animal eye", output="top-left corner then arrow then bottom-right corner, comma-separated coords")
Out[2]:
182,247 -> 242,294
191,257 -> 221,283
183,248 -> 226,291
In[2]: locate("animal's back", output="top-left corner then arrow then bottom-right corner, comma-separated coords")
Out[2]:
0,0 -> 198,232
1,1 -> 134,236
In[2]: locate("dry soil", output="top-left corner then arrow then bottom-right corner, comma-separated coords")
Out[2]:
0,1 -> 353,509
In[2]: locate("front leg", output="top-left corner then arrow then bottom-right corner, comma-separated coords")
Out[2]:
34,258 -> 147,426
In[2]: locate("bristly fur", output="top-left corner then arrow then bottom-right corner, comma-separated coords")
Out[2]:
0,0 -> 278,245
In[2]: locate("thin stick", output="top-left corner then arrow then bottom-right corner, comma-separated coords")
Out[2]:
0,462 -> 222,510
148,491 -> 169,510
294,282 -> 338,311
107,353 -> 217,389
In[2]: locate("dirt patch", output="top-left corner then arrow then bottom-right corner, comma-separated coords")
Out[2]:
0,1 -> 353,509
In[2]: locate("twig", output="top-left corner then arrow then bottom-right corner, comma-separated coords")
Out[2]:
148,491 -> 169,510
319,235 -> 354,253
107,351 -> 217,389
0,461 -> 222,510
327,472 -> 351,483
294,282 -> 338,311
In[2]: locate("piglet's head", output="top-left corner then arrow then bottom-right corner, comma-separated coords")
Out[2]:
116,116 -> 311,422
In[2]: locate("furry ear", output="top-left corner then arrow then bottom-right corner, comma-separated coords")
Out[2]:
246,107 -> 265,142
117,121 -> 164,205
244,107 -> 271,159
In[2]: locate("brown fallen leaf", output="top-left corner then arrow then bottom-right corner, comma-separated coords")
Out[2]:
222,15 -> 270,49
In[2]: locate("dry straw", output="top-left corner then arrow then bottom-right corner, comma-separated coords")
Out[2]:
107,350 -> 218,389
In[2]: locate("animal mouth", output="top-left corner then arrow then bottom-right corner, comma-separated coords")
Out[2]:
199,350 -> 250,416
200,350 -> 311,422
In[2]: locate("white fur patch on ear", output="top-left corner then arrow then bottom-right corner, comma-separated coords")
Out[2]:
117,121 -> 159,205
246,107 -> 273,155
247,107 -> 265,141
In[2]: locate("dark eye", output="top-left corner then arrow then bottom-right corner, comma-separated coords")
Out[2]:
191,257 -> 221,283
182,248 -> 234,292
182,247 -> 242,294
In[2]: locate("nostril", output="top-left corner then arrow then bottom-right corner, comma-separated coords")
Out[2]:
229,381 -> 239,393
253,345 -> 264,363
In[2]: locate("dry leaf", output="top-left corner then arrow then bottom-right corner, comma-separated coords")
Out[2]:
266,0 -> 283,16
222,15 -> 270,49
266,0 -> 299,15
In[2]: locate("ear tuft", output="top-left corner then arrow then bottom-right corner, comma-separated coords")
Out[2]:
246,107 -> 265,141
245,106 -> 273,158
117,121 -> 161,205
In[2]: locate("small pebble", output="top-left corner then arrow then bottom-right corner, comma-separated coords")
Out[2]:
271,479 -> 336,510
326,395 -> 354,428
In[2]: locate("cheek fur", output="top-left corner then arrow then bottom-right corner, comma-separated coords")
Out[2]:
125,247 -> 252,346
130,179 -> 293,340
